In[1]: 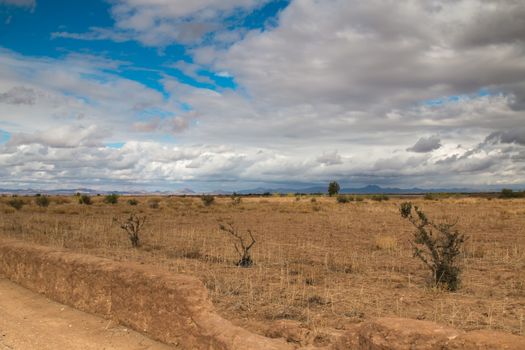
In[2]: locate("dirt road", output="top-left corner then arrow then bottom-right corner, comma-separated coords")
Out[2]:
0,276 -> 173,350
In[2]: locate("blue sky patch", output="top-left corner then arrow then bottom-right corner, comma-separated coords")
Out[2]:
0,129 -> 11,144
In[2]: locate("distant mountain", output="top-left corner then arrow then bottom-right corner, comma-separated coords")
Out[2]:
0,187 -> 196,195
236,184 -> 476,195
0,184 -> 495,196
173,188 -> 196,195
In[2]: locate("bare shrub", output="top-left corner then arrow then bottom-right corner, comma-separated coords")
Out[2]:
231,195 -> 242,205
116,213 -> 146,248
400,202 -> 466,291
218,222 -> 256,267
148,198 -> 160,209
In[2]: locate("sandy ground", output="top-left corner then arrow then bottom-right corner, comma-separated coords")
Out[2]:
0,276 -> 173,350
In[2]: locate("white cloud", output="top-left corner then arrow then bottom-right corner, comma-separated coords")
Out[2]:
7,124 -> 109,148
0,0 -> 35,8
54,0 -> 272,47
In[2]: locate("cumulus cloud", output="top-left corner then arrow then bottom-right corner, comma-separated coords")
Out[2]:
407,135 -> 442,153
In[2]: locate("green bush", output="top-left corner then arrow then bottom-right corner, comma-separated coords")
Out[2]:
370,194 -> 389,201
336,195 -> 350,203
104,193 -> 119,204
78,194 -> 92,205
127,199 -> 139,206
400,202 -> 466,291
201,195 -> 215,206
8,198 -> 25,210
424,193 -> 437,200
35,195 -> 50,207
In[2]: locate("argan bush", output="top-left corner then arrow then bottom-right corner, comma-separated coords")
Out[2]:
201,195 -> 215,206
35,195 -> 50,207
78,194 -> 92,205
400,202 -> 466,291
104,193 -> 119,204
7,198 -> 25,210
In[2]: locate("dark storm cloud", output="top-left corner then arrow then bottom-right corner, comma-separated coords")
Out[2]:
0,86 -> 37,105
407,136 -> 442,153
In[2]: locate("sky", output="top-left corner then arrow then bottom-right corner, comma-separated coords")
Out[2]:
0,0 -> 524,192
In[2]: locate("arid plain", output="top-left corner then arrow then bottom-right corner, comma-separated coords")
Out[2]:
1,194 -> 523,345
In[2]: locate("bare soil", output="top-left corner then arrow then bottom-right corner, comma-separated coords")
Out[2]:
0,276 -> 172,349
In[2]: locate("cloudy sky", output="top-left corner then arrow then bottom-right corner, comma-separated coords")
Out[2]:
0,0 -> 524,192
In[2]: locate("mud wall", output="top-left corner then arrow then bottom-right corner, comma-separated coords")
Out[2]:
0,239 -> 292,350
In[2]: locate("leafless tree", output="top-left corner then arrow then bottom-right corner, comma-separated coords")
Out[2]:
218,222 -> 256,267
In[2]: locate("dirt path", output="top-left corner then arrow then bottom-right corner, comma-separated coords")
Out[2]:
0,276 -> 173,350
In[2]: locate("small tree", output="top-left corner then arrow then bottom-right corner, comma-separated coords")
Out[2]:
116,213 -> 146,248
400,202 -> 466,291
218,222 -> 256,267
328,181 -> 340,196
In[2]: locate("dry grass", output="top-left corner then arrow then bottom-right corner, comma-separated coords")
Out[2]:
0,194 -> 524,337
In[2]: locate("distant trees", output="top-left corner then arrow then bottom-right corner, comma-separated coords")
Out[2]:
500,189 -> 525,199
328,181 -> 340,196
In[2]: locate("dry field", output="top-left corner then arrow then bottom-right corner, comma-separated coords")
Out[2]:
0,194 -> 524,343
